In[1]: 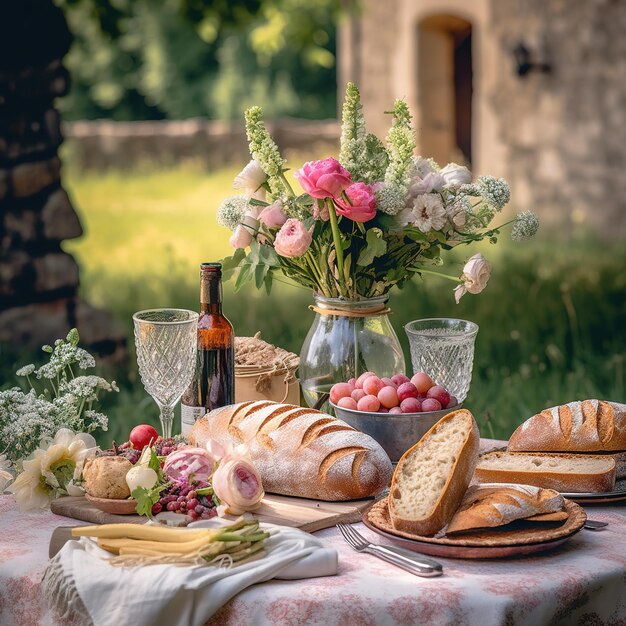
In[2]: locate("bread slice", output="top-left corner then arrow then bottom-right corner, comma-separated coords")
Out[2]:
508,400 -> 626,452
389,408 -> 479,536
475,451 -> 616,493
445,483 -> 564,534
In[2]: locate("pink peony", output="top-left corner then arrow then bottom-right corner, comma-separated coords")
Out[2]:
274,219 -> 312,258
258,200 -> 287,229
294,157 -> 352,199
335,182 -> 377,222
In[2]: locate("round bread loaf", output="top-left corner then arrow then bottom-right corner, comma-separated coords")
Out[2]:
188,401 -> 393,501
83,456 -> 132,499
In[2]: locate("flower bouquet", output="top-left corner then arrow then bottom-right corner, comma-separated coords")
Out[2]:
218,82 -> 538,302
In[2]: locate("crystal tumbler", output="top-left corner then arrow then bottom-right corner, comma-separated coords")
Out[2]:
404,318 -> 478,403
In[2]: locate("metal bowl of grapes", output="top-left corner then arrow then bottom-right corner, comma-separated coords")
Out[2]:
329,372 -> 462,463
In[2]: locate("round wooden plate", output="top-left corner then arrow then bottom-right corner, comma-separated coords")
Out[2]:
85,494 -> 137,515
362,498 -> 586,559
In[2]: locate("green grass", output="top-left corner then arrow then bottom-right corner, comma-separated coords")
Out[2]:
5,161 -> 620,445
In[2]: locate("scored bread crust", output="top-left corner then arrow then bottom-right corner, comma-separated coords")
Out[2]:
475,451 -> 616,493
188,401 -> 393,501
445,483 -> 564,534
388,408 -> 480,536
508,400 -> 626,452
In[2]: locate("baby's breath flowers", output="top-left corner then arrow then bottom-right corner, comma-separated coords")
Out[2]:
217,196 -> 250,231
511,211 -> 540,241
0,329 -> 115,464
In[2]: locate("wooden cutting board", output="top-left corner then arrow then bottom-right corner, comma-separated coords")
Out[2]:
51,494 -> 372,533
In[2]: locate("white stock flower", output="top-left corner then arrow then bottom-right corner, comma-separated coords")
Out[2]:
0,454 -> 13,492
409,172 -> 445,196
454,253 -> 492,303
8,429 -> 97,510
233,159 -> 267,201
440,163 -> 472,189
406,194 -> 447,232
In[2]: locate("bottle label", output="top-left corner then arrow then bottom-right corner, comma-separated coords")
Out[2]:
180,404 -> 207,436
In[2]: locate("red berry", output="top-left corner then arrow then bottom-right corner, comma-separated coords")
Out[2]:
426,385 -> 451,408
347,378 -> 357,388
391,374 -> 410,386
129,424 -> 159,450
411,373 -> 434,395
400,398 -> 422,413
357,394 -> 381,412
330,382 -> 354,404
351,388 -> 367,403
380,377 -> 397,388
355,371 -> 375,389
388,407 -> 403,414
363,376 -> 384,396
422,398 -> 443,412
378,386 -> 399,409
378,407 -> 389,413
337,396 -> 358,410
397,382 -> 419,402
447,396 -> 459,408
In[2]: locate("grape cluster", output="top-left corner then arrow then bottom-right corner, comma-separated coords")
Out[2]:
154,481 -> 218,521
153,437 -> 185,457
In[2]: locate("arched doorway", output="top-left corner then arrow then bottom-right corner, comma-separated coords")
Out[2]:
417,15 -> 473,166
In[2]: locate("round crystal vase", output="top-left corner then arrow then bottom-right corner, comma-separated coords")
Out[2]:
299,295 -> 405,412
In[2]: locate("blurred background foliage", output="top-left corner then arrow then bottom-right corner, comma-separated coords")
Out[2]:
56,0 -> 346,120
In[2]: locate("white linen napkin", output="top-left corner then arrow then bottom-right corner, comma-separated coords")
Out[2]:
43,520 -> 337,626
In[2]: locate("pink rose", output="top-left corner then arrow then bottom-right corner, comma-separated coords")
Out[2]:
274,219 -> 312,258
258,200 -> 287,229
335,182 -> 377,222
294,157 -> 352,199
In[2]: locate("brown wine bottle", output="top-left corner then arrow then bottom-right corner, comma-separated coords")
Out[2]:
181,263 -> 235,436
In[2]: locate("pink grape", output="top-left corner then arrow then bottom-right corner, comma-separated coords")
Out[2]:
347,378 -> 357,388
391,373 -> 411,386
378,407 -> 389,413
357,394 -> 381,412
411,372 -> 434,395
397,382 -> 419,402
388,407 -> 403,414
378,385 -> 399,409
400,397 -> 422,413
422,398 -> 443,412
355,371 -> 375,388
351,388 -> 367,402
362,376 -> 385,396
330,382 -> 354,404
447,396 -> 459,408
381,377 -> 397,388
427,385 -> 451,408
337,396 -> 358,410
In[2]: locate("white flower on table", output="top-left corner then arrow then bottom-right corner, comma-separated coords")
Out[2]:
409,172 -> 445,196
454,253 -> 492,303
440,163 -> 472,189
8,429 -> 97,511
233,159 -> 267,201
401,193 -> 447,232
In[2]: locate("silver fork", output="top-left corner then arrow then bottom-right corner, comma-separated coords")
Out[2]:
337,523 -> 443,577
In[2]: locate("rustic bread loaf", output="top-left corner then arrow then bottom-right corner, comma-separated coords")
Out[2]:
445,483 -> 564,534
388,408 -> 479,536
188,401 -> 393,501
508,400 -> 626,452
475,451 -> 616,492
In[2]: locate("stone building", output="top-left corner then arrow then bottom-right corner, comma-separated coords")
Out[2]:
338,0 -> 626,234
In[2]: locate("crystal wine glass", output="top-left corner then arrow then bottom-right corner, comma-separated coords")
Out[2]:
133,308 -> 198,438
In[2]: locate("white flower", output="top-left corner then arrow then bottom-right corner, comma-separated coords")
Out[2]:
405,194 -> 447,232
447,196 -> 471,229
511,211 -> 540,241
0,454 -> 13,492
408,156 -> 437,179
477,176 -> 510,211
8,429 -> 97,510
233,159 -> 267,201
409,172 -> 445,196
454,253 -> 492,303
217,196 -> 250,231
440,163 -> 472,189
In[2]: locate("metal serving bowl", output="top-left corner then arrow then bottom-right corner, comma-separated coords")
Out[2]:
330,402 -> 463,463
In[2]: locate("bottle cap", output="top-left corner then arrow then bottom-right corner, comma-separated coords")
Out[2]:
201,262 -> 222,272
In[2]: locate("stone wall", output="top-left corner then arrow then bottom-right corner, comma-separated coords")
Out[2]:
0,1 -> 124,357
338,0 -> 626,236
64,118 -> 341,171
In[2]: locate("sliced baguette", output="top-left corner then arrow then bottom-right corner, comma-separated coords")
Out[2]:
445,483 -> 564,534
475,451 -> 616,493
389,408 -> 479,536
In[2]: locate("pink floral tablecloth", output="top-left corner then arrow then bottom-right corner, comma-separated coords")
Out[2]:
1,493 -> 626,626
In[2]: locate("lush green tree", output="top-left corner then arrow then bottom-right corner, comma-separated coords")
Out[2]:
56,0 -> 354,120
